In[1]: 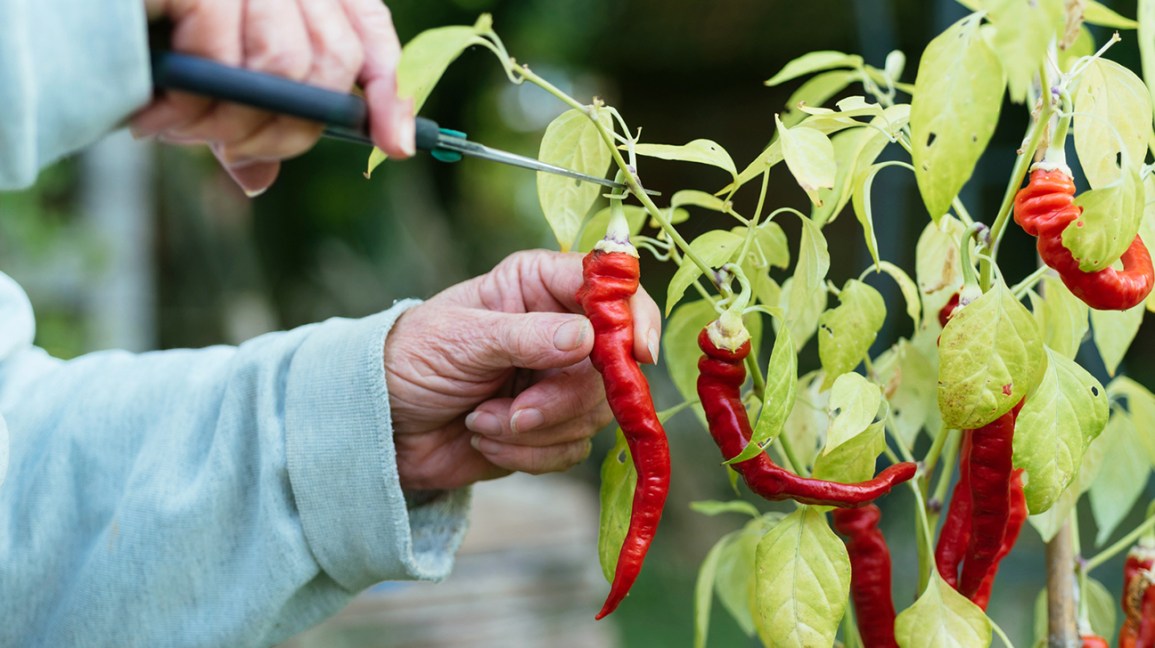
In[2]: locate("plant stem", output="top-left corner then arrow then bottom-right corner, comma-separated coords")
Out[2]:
931,429 -> 961,514
991,619 -> 1017,648
1011,265 -> 1052,299
1046,521 -> 1079,648
921,424 -> 950,486
1085,513 -> 1155,572
907,476 -> 938,593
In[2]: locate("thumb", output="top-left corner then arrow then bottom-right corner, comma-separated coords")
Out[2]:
467,311 -> 593,372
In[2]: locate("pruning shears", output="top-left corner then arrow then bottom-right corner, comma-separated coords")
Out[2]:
149,51 -> 653,195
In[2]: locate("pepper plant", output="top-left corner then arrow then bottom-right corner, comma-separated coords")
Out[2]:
368,2 -> 1155,646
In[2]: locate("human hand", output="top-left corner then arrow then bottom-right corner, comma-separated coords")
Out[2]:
133,0 -> 414,196
384,250 -> 662,492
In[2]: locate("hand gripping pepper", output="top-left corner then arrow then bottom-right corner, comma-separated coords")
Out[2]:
695,320 -> 917,507
577,247 -> 670,620
1013,167 -> 1154,310
832,505 -> 899,648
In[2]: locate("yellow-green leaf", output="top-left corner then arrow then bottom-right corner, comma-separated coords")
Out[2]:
813,419 -> 886,485
875,338 -> 939,447
671,189 -> 731,213
1085,0 -> 1139,28
634,140 -> 737,180
1074,58 -> 1153,189
715,515 -> 781,639
598,428 -> 636,582
780,215 -> 831,350
876,261 -> 923,330
983,0 -> 1065,103
576,204 -> 648,253
894,572 -> 992,648
1062,164 -> 1145,272
1091,303 -> 1144,376
1108,376 -> 1155,466
784,372 -> 831,470
1034,275 -> 1089,359
1027,416 -> 1110,542
736,327 -> 796,463
824,373 -> 884,453
1013,348 -> 1109,514
666,230 -> 744,316
754,507 -> 850,648
938,278 -> 1045,429
765,50 -> 864,87
365,21 -> 486,177
781,70 -> 859,127
910,13 -> 1006,221
1088,410 -> 1151,544
537,107 -> 614,252
777,115 -> 837,206
818,280 -> 886,388
916,216 -> 968,328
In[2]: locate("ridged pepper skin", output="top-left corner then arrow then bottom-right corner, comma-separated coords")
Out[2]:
935,430 -> 972,588
695,329 -> 917,507
972,468 -> 1027,609
832,505 -> 899,648
1013,168 -> 1154,310
958,401 -> 1024,600
577,250 -> 670,620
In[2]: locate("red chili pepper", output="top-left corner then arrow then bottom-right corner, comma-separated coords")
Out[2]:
1124,543 -> 1155,624
938,291 -> 961,328
957,401 -> 1024,601
1013,168 -> 1154,310
1080,635 -> 1109,648
972,468 -> 1027,609
1122,622 -> 1139,648
935,430 -> 972,588
832,505 -> 898,648
695,326 -> 917,507
577,249 -> 670,620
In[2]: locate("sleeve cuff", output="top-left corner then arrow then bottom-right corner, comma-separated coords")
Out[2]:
284,300 -> 470,592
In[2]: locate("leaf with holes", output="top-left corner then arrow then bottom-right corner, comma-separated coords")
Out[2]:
1062,165 -> 1145,272
1074,58 -> 1152,189
910,13 -> 1005,221
818,280 -> 886,388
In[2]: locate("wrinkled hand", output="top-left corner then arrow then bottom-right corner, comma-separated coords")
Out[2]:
385,250 -> 662,492
134,0 -> 414,196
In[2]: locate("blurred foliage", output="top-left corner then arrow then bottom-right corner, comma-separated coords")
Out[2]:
2,1 -> 1154,646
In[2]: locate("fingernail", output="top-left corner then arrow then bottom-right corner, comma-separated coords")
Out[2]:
647,329 -> 660,364
470,434 -> 497,454
465,411 -> 501,435
399,102 -> 416,157
244,186 -> 267,199
554,318 -> 590,352
470,434 -> 482,451
511,408 -> 544,434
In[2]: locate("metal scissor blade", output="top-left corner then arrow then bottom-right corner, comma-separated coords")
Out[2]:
434,136 -> 662,197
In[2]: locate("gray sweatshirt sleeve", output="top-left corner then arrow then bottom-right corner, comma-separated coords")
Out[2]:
0,0 -> 152,189
0,273 -> 471,647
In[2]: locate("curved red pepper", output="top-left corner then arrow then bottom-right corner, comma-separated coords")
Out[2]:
935,429 -> 972,588
957,401 -> 1024,600
1080,635 -> 1109,648
832,505 -> 898,648
1013,168 -> 1154,310
696,329 -> 917,507
578,250 -> 670,620
972,468 -> 1027,609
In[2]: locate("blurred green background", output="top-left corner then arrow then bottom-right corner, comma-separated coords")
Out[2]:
3,0 -> 1153,646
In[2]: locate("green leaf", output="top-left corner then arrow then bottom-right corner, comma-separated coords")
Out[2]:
813,419 -> 886,485
598,428 -> 636,582
818,280 -> 887,388
1089,410 -> 1151,544
736,327 -> 796,463
1091,303 -> 1144,376
814,104 -> 910,227
1085,1 -> 1140,28
576,204 -> 648,253
365,22 -> 487,177
718,515 -> 781,638
1027,416 -> 1110,542
1013,348 -> 1109,514
784,372 -> 832,470
875,338 -> 939,447
851,162 -> 888,267
724,118 -> 859,195
824,373 -> 884,453
671,189 -> 731,213
910,13 -> 1006,221
916,215 -> 968,328
983,0 -> 1065,103
895,571 -> 991,648
1074,58 -> 1154,189
1086,577 -> 1119,642
1034,275 -> 1090,359
780,215 -> 831,350
751,221 -> 791,270
694,532 -> 730,648
634,140 -> 738,180
753,507 -> 850,648
781,70 -> 859,127
938,278 -> 1046,429
665,230 -> 744,316
1142,0 -> 1155,128
1059,27 -> 1096,74
690,500 -> 762,518
876,261 -> 923,330
1062,165 -> 1145,272
1108,376 -> 1155,466
777,115 -> 837,206
765,51 -> 864,87
537,107 -> 614,252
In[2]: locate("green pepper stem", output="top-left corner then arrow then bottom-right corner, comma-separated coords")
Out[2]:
1084,510 -> 1155,572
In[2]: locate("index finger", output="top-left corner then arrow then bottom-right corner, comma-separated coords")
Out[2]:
339,0 -> 415,158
